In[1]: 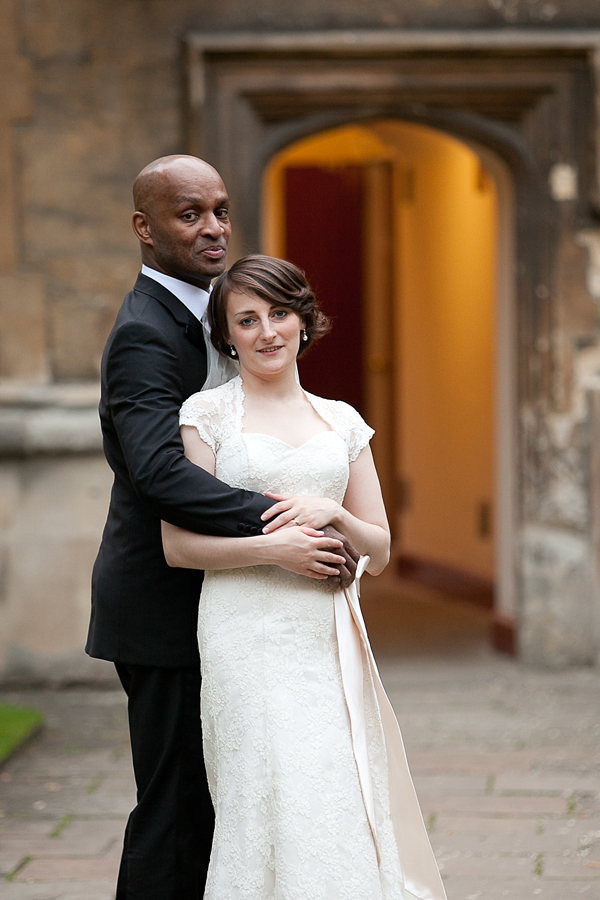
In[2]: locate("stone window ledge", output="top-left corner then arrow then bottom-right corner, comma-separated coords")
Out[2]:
0,381 -> 102,456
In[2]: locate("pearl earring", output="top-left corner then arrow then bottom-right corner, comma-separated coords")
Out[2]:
229,345 -> 237,357
302,330 -> 308,342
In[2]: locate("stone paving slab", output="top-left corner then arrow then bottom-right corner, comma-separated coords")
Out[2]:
7,749 -> 130,779
440,878 -> 595,898
409,747 -> 600,775
494,772 -> 600,794
1,881 -> 115,900
437,849 -> 600,880
542,854 -> 600,878
412,773 -> 490,795
0,818 -> 125,873
1,780 -> 133,818
437,851 -> 541,879
13,857 -> 120,882
428,815 -> 600,855
410,750 -> 549,773
420,795 -> 570,816
0,821 -> 53,876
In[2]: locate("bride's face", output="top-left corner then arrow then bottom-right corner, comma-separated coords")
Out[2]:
225,289 -> 303,378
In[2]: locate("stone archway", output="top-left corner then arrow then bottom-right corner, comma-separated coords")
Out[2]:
184,31 -> 600,667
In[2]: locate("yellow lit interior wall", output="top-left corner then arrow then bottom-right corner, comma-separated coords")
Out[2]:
383,123 -> 496,579
264,122 -> 496,580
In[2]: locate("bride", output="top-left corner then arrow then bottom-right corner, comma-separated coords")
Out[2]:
161,255 -> 446,900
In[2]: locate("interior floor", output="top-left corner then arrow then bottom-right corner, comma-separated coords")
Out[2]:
360,569 -> 494,661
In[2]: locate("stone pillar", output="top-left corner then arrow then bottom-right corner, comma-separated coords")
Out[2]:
0,382 -> 114,683
519,48 -> 600,668
518,229 -> 600,669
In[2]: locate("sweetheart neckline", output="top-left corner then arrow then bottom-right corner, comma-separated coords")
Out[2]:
241,430 -> 339,451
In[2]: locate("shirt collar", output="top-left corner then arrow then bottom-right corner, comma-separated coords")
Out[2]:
141,264 -> 210,322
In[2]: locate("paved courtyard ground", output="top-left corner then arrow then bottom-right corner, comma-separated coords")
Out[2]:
1,574 -> 599,899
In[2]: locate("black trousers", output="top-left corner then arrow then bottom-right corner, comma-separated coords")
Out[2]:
115,662 -> 214,900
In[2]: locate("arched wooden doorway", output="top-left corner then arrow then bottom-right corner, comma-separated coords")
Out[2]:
263,122 -> 514,635
185,32 -> 600,666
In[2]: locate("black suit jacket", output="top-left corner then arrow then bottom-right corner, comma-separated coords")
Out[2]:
86,273 -> 271,667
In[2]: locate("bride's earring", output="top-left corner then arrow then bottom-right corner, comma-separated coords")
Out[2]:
302,329 -> 308,342
229,344 -> 237,357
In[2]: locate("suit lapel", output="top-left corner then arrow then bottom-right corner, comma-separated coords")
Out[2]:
134,272 -> 189,323
184,315 -> 207,352
133,271 -> 207,354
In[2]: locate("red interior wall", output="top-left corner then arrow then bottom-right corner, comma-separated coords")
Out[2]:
284,166 -> 364,412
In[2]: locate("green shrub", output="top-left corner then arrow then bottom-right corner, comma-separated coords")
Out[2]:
0,704 -> 44,763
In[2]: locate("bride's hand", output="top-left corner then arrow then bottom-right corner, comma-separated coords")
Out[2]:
261,492 -> 341,533
265,525 -> 345,580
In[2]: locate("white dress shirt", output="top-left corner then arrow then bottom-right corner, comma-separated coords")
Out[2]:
141,264 -> 210,322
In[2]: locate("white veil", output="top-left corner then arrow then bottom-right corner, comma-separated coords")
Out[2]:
201,309 -> 240,391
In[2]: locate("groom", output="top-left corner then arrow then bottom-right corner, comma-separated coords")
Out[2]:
87,155 -> 357,900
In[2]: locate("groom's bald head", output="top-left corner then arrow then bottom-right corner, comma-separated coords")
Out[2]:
131,155 -> 231,289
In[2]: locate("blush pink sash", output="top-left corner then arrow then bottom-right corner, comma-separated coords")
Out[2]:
333,559 -> 447,900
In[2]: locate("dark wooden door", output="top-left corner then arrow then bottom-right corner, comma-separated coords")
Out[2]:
284,166 -> 364,412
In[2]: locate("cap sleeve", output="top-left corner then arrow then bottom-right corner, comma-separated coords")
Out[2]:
308,394 -> 375,462
337,401 -> 375,462
179,390 -> 225,454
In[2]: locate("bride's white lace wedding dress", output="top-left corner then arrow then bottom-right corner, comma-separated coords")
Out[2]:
179,376 -> 446,900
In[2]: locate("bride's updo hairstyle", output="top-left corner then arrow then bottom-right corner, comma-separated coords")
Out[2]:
209,255 -> 331,358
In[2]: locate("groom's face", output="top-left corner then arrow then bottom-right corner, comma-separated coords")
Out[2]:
133,159 -> 231,289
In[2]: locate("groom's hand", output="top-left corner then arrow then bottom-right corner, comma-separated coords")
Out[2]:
321,525 -> 359,588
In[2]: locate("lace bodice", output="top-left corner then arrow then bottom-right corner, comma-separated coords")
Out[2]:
179,375 -> 374,502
